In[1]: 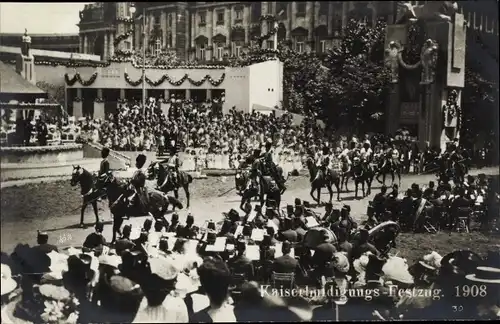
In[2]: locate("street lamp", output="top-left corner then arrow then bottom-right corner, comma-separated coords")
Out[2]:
129,4 -> 146,114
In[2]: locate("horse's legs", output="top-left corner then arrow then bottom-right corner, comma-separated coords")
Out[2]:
361,181 -> 366,198
92,201 -> 99,224
80,203 -> 86,226
335,178 -> 341,201
397,170 -> 401,187
327,184 -> 333,203
310,187 -> 317,203
112,214 -> 124,243
173,190 -> 179,211
316,188 -> 322,205
183,185 -> 190,208
390,171 -> 395,186
354,181 -> 359,199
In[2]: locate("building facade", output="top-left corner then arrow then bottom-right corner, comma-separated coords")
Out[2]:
0,33 -> 79,53
78,1 -> 499,62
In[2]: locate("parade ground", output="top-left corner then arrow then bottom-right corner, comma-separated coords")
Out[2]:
2,167 -> 499,264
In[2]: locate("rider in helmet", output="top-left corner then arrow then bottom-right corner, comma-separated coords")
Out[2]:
330,147 -> 342,173
316,145 -> 331,179
129,154 -> 149,212
168,151 -> 180,188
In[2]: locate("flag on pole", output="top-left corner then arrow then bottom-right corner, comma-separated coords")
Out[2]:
278,9 -> 285,17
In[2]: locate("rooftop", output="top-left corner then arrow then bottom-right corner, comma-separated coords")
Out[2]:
0,61 -> 46,95
0,33 -> 78,38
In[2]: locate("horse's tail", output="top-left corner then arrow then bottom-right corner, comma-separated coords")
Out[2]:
186,173 -> 193,184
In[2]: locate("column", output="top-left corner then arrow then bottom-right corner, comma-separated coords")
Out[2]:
119,88 -> 125,100
190,12 -> 195,48
103,32 -> 108,59
342,2 -> 348,29
95,89 -> 105,119
83,34 -> 88,54
327,2 -> 333,37
244,5 -> 250,44
185,89 -> 191,100
74,88 -> 83,118
226,6 -> 232,49
79,35 -> 83,53
164,89 -> 170,99
207,9 -> 214,59
161,11 -> 167,47
109,33 -> 115,57
306,2 -> 314,52
172,11 -> 177,48
206,89 -> 212,100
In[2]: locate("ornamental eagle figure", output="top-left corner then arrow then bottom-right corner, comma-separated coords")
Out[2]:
396,1 -> 458,24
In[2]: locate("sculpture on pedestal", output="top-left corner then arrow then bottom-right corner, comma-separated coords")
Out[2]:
21,29 -> 31,56
442,89 -> 461,130
420,39 -> 439,84
384,41 -> 402,83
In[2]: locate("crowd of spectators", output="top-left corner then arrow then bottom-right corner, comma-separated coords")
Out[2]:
80,98 -> 329,157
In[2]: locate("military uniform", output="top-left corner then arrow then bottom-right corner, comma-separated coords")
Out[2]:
168,154 -> 180,187
99,158 -> 110,176
130,168 -> 149,213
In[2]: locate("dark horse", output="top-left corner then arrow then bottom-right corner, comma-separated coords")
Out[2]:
375,157 -> 401,187
254,159 -> 288,205
305,156 -> 341,203
96,171 -> 183,242
438,158 -> 466,185
351,161 -> 374,199
238,171 -> 282,212
70,165 -> 101,227
147,162 -> 193,208
235,168 -> 251,196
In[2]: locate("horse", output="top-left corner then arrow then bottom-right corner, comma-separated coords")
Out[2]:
252,159 -> 287,206
70,165 -> 101,227
96,171 -> 183,242
375,156 -> 401,187
351,161 -> 374,199
305,156 -> 341,203
147,162 -> 193,208
235,168 -> 251,196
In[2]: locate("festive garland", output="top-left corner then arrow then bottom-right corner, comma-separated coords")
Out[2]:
114,17 -> 135,47
94,97 -> 105,103
64,72 -> 98,86
116,17 -> 133,23
115,49 -> 133,57
124,72 -> 226,87
254,15 -> 279,45
114,29 -> 135,47
74,97 -> 82,102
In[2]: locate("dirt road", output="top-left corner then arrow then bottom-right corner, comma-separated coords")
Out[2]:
1,167 -> 498,257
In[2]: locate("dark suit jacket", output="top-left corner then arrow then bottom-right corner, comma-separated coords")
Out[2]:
33,243 -> 58,254
229,254 -> 255,280
272,254 -> 299,274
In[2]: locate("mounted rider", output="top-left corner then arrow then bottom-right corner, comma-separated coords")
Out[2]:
129,154 -> 149,212
329,147 -> 342,174
167,151 -> 181,188
258,139 -> 283,190
314,145 -> 331,181
360,141 -> 373,173
388,141 -> 400,170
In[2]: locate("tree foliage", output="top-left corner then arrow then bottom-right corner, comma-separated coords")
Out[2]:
244,19 -> 390,133
323,19 -> 390,132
